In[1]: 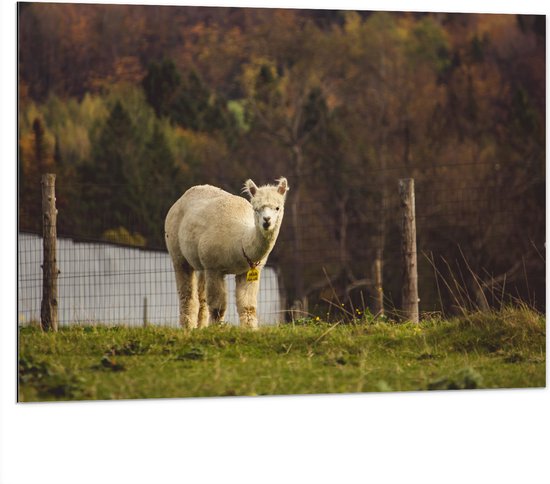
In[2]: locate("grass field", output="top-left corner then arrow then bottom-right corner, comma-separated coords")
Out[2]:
18,307 -> 546,402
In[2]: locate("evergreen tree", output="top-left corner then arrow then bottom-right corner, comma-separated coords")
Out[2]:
79,101 -> 140,236
142,60 -> 240,142
171,70 -> 211,131
142,59 -> 182,118
32,117 -> 48,172
129,123 -> 183,247
53,135 -> 62,165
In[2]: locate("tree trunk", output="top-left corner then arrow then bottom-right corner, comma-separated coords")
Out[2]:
290,145 -> 305,304
373,132 -> 388,317
372,248 -> 384,316
338,194 -> 350,278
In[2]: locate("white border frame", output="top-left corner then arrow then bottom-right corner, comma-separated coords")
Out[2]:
3,1 -> 548,483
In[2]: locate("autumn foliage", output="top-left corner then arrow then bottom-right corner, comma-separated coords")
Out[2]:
18,5 -> 545,314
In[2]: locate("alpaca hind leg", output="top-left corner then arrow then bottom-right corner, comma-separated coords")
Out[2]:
235,272 -> 260,329
205,271 -> 227,324
197,271 -> 209,328
173,261 -> 198,329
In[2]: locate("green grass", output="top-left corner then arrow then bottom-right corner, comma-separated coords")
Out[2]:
18,307 -> 546,402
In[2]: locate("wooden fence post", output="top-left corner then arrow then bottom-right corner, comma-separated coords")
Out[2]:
398,178 -> 419,323
40,173 -> 58,331
372,248 -> 384,316
143,297 -> 148,327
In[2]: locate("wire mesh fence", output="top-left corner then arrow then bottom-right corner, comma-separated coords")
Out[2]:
17,164 -> 545,327
18,233 -> 283,327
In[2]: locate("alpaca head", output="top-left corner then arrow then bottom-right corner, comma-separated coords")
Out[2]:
243,177 -> 289,235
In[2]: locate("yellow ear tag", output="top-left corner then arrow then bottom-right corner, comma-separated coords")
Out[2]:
246,267 -> 259,282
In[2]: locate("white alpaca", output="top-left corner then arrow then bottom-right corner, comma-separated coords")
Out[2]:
165,177 -> 288,329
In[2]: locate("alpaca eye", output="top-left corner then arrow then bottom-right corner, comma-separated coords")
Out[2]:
276,207 -> 280,211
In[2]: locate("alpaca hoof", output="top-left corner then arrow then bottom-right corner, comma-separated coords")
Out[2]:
239,317 -> 259,329
209,308 -> 226,324
239,307 -> 258,329
180,317 -> 198,329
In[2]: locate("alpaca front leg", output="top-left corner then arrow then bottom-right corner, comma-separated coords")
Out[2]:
197,271 -> 209,328
173,263 -> 199,329
205,271 -> 227,324
235,272 -> 260,329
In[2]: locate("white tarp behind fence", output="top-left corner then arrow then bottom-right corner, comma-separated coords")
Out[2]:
18,233 -> 282,327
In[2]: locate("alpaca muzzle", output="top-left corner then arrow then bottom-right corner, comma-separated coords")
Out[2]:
263,215 -> 273,230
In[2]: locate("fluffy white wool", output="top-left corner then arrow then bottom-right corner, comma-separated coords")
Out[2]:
165,177 -> 288,328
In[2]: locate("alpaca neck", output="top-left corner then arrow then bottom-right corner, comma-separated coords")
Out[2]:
242,222 -> 279,264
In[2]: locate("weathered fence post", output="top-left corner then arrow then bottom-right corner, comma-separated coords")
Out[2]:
398,178 -> 419,323
372,248 -> 384,316
143,297 -> 148,327
40,173 -> 58,331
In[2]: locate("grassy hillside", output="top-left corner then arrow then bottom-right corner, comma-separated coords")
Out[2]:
18,307 -> 545,402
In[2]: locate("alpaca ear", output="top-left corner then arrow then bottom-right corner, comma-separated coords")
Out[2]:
277,177 -> 289,196
243,179 -> 258,198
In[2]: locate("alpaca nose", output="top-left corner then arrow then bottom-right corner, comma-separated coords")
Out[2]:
263,216 -> 271,223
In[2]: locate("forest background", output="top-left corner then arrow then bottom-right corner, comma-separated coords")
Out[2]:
18,3 -> 546,316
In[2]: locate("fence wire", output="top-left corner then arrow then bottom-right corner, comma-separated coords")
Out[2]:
18,233 -> 283,327
17,168 -> 545,326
